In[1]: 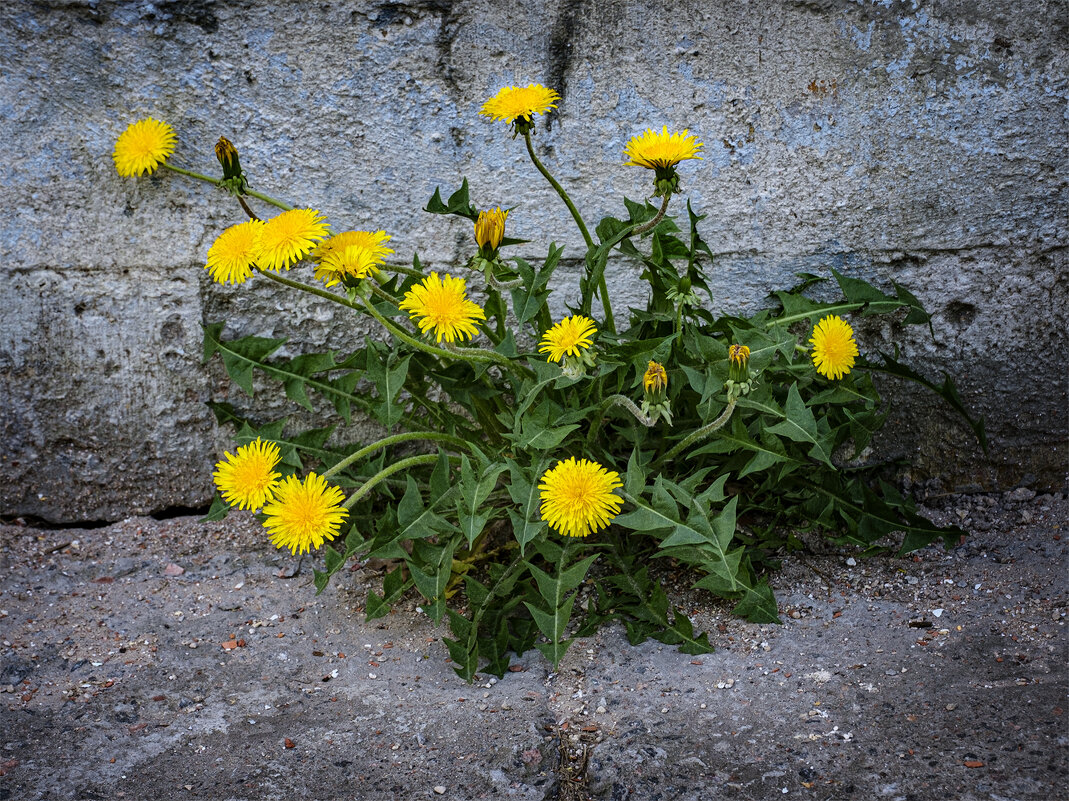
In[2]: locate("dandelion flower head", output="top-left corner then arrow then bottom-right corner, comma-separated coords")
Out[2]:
398,272 -> 486,343
479,84 -> 560,126
212,437 -> 281,511
113,118 -> 177,177
205,220 -> 264,285
809,315 -> 859,380
257,208 -> 330,272
539,457 -> 624,538
262,472 -> 349,556
623,126 -> 704,170
539,315 -> 597,364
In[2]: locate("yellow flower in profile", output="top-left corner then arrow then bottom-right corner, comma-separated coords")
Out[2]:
113,118 -> 177,177
479,84 -> 560,128
623,126 -> 704,170
212,437 -> 281,511
538,457 -> 624,538
539,315 -> 597,364
474,207 -> 508,252
205,220 -> 264,285
257,208 -> 330,272
810,315 -> 859,380
398,272 -> 486,343
315,245 -> 386,286
262,472 -> 349,556
643,361 -> 668,393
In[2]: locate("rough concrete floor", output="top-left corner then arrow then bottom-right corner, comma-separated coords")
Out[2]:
1,490 -> 1066,801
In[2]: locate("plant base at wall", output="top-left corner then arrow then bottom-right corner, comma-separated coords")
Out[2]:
113,89 -> 983,681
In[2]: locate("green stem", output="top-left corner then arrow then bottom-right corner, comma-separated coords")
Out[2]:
522,131 -> 593,249
522,131 -> 615,333
257,268 -> 365,313
631,193 -> 671,236
161,163 -> 293,211
359,296 -> 512,369
343,453 -> 439,509
660,398 -> 737,463
322,431 -> 473,480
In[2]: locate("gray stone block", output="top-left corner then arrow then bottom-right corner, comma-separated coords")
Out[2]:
1,0 -> 1065,521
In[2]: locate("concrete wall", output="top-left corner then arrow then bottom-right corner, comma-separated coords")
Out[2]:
2,0 -> 1066,522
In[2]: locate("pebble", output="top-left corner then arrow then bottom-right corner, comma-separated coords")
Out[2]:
433,786 -> 446,795
596,705 -> 606,714
906,576 -> 919,585
932,609 -> 943,617
846,558 -> 857,567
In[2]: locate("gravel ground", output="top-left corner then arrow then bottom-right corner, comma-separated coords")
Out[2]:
1,488 -> 1066,801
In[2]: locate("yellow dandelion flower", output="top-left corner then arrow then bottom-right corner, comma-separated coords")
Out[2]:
113,118 -> 177,177
729,344 -> 750,368
474,207 -> 508,252
262,472 -> 349,556
643,361 -> 668,393
479,84 -> 560,127
623,126 -> 704,170
205,220 -> 264,285
538,457 -> 624,539
311,230 -> 393,263
398,272 -> 486,343
809,315 -> 859,380
314,244 -> 386,287
538,315 -> 597,364
212,437 -> 281,511
257,208 -> 330,272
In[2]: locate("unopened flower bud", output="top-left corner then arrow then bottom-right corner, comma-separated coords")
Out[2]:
215,136 -> 242,180
474,207 -> 508,256
728,344 -> 751,384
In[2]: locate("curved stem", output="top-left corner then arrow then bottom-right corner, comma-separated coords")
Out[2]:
631,193 -> 671,236
162,163 -> 293,211
487,273 -> 524,291
523,131 -> 593,249
359,295 -> 512,368
660,398 -> 737,463
257,268 -> 365,313
322,431 -> 474,480
380,262 -> 426,279
342,453 -> 439,509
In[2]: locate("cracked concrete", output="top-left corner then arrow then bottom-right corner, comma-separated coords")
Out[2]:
1,489 -> 1065,799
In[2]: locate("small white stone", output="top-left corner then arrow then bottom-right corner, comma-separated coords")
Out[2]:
596,706 -> 607,714
700,703 -> 707,709
932,608 -> 943,617
368,673 -> 377,679
433,787 -> 446,795
846,558 -> 857,567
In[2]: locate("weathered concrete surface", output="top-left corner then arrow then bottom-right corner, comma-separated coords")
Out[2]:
1,1 -> 1066,520
1,491 -> 1065,799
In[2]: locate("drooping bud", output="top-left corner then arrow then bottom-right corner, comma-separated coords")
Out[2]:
215,136 -> 248,194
